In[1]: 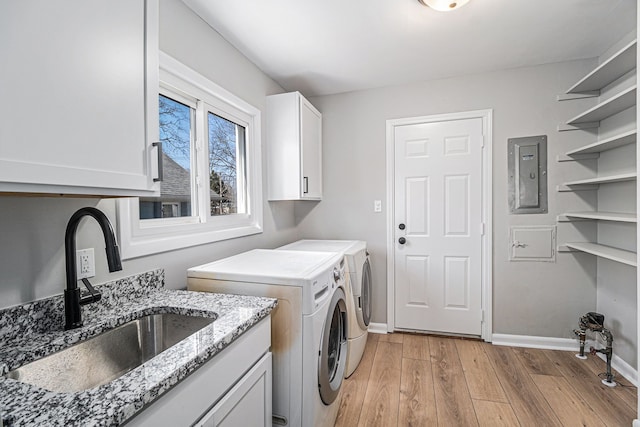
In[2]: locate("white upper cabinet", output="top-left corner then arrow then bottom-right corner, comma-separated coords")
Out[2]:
267,92 -> 322,200
0,0 -> 160,197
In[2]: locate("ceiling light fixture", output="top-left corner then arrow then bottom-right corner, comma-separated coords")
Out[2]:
418,0 -> 470,11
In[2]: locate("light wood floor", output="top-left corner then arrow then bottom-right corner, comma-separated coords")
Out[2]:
335,332 -> 637,427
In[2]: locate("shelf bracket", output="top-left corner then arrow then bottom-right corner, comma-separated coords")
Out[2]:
557,184 -> 600,192
558,122 -> 600,132
557,153 -> 600,162
556,91 -> 600,101
556,215 -> 592,222
557,245 -> 580,253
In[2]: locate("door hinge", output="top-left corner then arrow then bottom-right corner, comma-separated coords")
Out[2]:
481,310 -> 485,322
480,222 -> 485,236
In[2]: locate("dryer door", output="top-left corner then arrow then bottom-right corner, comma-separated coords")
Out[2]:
358,257 -> 372,329
318,287 -> 348,405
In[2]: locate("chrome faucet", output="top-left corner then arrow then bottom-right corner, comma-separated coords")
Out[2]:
64,207 -> 122,330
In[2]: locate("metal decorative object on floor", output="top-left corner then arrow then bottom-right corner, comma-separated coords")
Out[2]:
573,312 -> 616,387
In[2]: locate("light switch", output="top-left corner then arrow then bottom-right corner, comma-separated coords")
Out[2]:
374,200 -> 382,213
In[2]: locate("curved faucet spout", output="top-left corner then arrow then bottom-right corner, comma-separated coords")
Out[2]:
64,207 -> 122,330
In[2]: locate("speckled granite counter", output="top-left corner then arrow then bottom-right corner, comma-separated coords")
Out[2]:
0,270 -> 277,426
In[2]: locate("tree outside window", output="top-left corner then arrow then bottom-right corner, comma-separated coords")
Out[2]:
208,112 -> 245,216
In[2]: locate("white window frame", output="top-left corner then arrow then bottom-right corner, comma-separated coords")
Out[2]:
117,52 -> 263,259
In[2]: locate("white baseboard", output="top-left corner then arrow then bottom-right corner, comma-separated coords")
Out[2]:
492,334 -> 638,386
367,322 -> 388,334
632,419 -> 640,427
492,334 -> 579,351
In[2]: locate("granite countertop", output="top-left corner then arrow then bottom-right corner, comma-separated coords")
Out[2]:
0,270 -> 277,426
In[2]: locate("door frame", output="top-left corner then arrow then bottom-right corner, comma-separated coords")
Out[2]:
385,109 -> 493,341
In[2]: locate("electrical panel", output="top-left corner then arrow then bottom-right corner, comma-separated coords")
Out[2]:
508,135 -> 548,214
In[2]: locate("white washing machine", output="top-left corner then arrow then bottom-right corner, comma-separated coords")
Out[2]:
278,240 -> 371,378
187,249 -> 348,427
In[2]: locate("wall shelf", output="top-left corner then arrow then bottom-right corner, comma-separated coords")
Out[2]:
566,129 -> 637,156
558,122 -> 600,132
563,172 -> 637,187
567,85 -> 637,125
567,39 -> 637,94
560,211 -> 637,223
557,153 -> 600,162
563,242 -> 637,267
557,34 -> 638,403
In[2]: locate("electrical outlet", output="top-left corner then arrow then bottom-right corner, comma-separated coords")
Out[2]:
374,200 -> 382,213
76,248 -> 95,279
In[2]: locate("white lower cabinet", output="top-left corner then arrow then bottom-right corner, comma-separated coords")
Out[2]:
125,317 -> 272,427
195,352 -> 272,427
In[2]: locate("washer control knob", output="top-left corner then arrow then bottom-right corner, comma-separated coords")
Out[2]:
333,268 -> 341,281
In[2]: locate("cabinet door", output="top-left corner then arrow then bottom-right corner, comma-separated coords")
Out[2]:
267,91 -> 322,201
0,0 -> 159,197
197,352 -> 273,427
300,96 -> 322,199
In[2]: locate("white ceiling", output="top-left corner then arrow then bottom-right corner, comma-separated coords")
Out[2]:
183,0 -> 636,97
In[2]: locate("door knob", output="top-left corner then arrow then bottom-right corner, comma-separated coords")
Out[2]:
398,237 -> 406,245
399,223 -> 405,230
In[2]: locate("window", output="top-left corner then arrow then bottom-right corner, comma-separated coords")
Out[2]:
208,112 -> 246,217
140,93 -> 195,221
139,91 -> 249,222
117,53 -> 263,259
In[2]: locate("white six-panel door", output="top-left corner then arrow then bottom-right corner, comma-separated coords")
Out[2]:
394,117 -> 484,336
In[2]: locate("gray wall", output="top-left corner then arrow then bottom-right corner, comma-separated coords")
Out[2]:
0,0 -> 297,308
0,0 -> 635,370
303,59 -> 606,342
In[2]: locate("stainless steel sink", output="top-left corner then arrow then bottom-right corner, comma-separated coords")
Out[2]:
5,312 -> 216,393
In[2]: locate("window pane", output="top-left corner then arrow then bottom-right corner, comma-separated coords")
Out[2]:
208,112 -> 246,216
139,94 -> 193,220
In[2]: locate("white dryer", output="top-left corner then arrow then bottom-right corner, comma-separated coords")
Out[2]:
278,240 -> 371,377
187,249 -> 348,427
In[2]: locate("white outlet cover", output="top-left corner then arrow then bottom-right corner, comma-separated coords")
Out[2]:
374,200 -> 382,213
76,248 -> 96,279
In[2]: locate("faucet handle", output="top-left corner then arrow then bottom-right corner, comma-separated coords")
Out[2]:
79,278 -> 102,306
